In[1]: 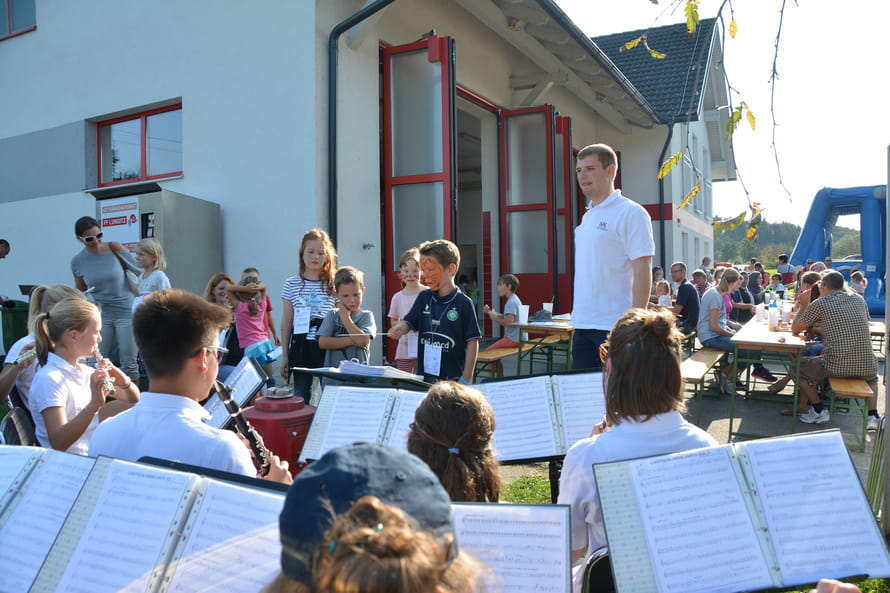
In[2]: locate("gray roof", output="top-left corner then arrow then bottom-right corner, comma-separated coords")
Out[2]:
592,18 -> 718,124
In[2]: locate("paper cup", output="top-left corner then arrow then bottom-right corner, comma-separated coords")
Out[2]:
518,305 -> 530,324
542,302 -> 553,313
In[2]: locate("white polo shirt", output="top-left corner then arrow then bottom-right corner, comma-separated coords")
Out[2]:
571,190 -> 655,330
29,352 -> 98,455
89,392 -> 255,476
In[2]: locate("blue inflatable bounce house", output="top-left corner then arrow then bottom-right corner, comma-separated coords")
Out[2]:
790,186 -> 886,316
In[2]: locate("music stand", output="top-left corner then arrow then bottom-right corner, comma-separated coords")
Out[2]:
291,366 -> 431,391
203,356 -> 267,429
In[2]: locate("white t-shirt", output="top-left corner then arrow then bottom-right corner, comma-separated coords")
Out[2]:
557,411 -> 717,593
29,352 -> 99,455
4,333 -> 37,409
658,294 -> 672,307
89,392 -> 255,476
571,191 -> 655,330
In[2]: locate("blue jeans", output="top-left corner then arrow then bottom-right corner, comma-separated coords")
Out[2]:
100,315 -> 139,382
572,329 -> 609,371
701,335 -> 756,371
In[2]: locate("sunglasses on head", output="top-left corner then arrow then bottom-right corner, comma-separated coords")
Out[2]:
81,232 -> 104,243
599,341 -> 610,364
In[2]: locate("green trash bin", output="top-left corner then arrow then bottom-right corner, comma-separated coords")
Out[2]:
2,300 -> 29,353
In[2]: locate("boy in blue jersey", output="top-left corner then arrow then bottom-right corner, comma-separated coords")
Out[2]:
388,240 -> 480,383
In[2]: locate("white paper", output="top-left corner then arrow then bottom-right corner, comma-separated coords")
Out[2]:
51,462 -> 193,593
384,391 -> 426,450
406,332 -> 418,358
0,451 -> 93,592
630,447 -> 772,593
423,342 -> 442,376
745,432 -> 890,584
164,480 -> 285,593
299,387 -> 394,461
292,306 -> 310,334
554,372 -> 605,450
0,446 -> 40,501
478,376 -> 560,460
452,503 -> 570,593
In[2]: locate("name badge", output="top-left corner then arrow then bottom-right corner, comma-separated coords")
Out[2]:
293,306 -> 311,334
423,342 -> 442,377
407,333 -> 418,358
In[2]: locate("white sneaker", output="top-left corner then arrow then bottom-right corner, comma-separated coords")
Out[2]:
867,415 -> 883,431
720,375 -> 736,395
799,407 -> 830,424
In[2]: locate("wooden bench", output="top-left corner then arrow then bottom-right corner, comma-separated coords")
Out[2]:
681,348 -> 726,426
473,343 -> 537,381
827,377 -> 873,452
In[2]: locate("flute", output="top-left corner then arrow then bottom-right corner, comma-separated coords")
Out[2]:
14,347 -> 37,366
214,380 -> 271,476
93,348 -> 117,396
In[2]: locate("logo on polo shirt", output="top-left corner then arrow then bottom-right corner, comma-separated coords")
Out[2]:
447,309 -> 459,321
597,221 -> 608,231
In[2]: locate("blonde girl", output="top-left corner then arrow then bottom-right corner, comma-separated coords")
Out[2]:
280,229 -> 338,399
850,270 -> 866,295
387,247 -> 427,373
655,280 -> 672,307
0,284 -> 84,410
227,268 -> 280,377
29,298 -> 139,454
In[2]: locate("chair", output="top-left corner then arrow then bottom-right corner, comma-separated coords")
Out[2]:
0,407 -> 37,446
581,547 -> 615,593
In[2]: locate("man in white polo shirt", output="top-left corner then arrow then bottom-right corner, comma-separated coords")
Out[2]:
571,144 -> 655,370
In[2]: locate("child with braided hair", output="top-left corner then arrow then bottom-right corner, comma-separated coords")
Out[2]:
407,381 -> 500,502
227,267 -> 280,378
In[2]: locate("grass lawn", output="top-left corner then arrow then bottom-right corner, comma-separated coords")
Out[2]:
500,470 -> 890,593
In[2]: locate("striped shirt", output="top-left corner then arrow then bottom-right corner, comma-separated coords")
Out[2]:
281,276 -> 337,340
798,290 -> 876,378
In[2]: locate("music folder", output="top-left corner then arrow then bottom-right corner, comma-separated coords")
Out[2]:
203,356 -> 267,429
594,430 -> 890,593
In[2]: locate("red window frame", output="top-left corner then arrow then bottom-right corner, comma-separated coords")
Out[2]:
96,104 -> 183,187
0,0 -> 36,41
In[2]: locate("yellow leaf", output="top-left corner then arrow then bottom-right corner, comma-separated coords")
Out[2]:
714,210 -> 746,231
657,152 -> 683,180
621,36 -> 642,52
679,184 -> 700,209
729,19 -> 738,38
647,46 -> 667,59
746,108 -> 756,130
685,0 -> 700,35
746,225 -> 758,241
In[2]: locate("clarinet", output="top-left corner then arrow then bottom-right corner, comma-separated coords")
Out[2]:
214,380 -> 271,476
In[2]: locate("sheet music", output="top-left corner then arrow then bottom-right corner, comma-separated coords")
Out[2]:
42,461 -> 194,593
630,447 -> 772,593
299,387 -> 395,461
553,373 -> 605,451
0,446 -> 41,510
383,390 -> 426,451
204,357 -> 265,429
0,451 -> 93,593
452,503 -> 571,593
478,376 -> 561,461
744,431 -> 890,584
164,480 -> 285,593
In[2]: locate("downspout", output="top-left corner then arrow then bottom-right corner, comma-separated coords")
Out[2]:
328,0 -> 397,244
657,123 -> 674,270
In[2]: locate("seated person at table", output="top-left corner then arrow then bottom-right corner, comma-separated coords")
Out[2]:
790,271 -> 881,428
483,274 -> 522,350
89,289 -> 291,483
696,268 -> 759,394
558,308 -> 717,593
654,280 -> 672,307
668,261 -> 699,335
388,240 -> 481,384
407,381 -> 500,502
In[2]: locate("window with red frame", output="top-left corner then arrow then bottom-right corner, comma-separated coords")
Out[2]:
98,105 -> 182,186
0,0 -> 36,40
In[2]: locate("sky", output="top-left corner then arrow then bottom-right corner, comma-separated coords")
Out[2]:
555,0 -> 890,227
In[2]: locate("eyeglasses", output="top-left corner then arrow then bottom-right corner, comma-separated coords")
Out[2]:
599,341 -> 610,364
81,232 -> 104,243
202,346 -> 229,363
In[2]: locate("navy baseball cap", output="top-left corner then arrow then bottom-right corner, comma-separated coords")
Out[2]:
279,442 -> 455,586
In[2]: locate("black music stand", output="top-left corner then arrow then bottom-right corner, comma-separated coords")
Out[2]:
291,366 -> 432,391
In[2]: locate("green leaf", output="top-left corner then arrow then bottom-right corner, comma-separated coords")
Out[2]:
657,152 -> 683,180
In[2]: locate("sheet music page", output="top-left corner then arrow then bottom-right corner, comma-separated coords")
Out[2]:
204,358 -> 265,429
478,376 -> 560,461
163,480 -> 285,593
553,372 -> 605,451
35,460 -> 195,593
299,387 -> 395,461
0,445 -> 42,510
203,393 -> 230,429
0,451 -> 93,593
452,503 -> 571,593
743,431 -> 890,584
383,390 -> 426,451
630,446 -> 772,593
594,462 -> 658,593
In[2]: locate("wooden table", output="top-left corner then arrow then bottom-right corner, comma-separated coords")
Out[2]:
508,320 -> 574,375
729,319 -> 807,440
869,320 -> 886,355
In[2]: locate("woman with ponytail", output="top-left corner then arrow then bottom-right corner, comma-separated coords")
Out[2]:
557,308 -> 717,593
408,381 -> 500,502
29,298 -> 139,454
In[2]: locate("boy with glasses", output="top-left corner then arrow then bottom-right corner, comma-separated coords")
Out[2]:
90,289 -> 291,482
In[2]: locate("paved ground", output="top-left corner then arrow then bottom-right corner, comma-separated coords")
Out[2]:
486,338 -> 886,486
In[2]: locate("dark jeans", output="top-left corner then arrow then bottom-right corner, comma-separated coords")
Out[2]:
572,328 -> 609,371
288,332 -> 324,400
